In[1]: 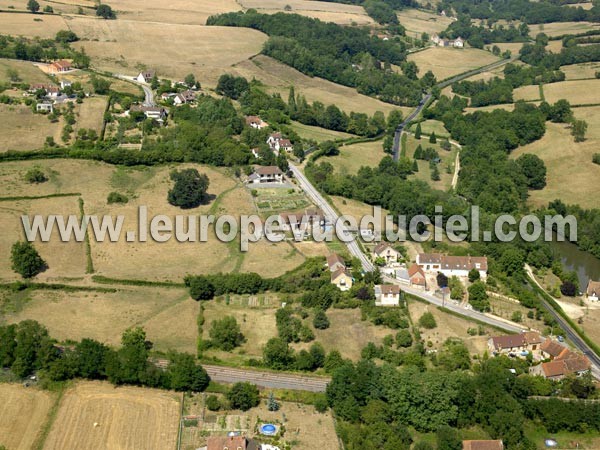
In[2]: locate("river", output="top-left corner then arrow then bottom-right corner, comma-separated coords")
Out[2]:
551,239 -> 600,289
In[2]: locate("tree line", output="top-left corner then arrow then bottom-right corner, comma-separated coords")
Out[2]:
0,320 -> 210,392
0,33 -> 90,68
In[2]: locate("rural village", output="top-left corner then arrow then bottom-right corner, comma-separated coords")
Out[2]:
1,0 -> 600,449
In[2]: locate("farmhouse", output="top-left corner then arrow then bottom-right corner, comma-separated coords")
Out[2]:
462,441 -> 504,450
395,267 -> 411,285
430,35 -> 464,48
417,253 -> 487,278
246,115 -> 269,129
173,90 -> 196,105
372,242 -> 401,264
36,101 -> 54,113
248,166 -> 284,184
529,339 -> 591,379
327,253 -> 346,272
488,331 -> 542,358
586,280 -> 600,301
277,139 -> 294,153
408,264 -> 426,287
30,84 -> 60,97
331,267 -> 353,291
374,284 -> 401,306
540,339 -> 569,360
48,59 -> 72,73
129,105 -> 168,122
206,435 -> 261,450
136,70 -> 156,83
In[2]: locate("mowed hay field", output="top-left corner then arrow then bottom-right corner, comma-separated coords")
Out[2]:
561,62 -> 600,80
0,159 -> 307,282
530,21 -> 600,37
0,197 -> 87,281
0,12 -> 67,38
68,18 -> 267,81
107,0 -> 239,25
74,96 -> 108,134
0,59 -> 52,84
542,79 -> 600,105
397,8 -> 453,35
233,55 -> 408,116
0,384 -> 55,450
511,110 -> 600,208
407,47 -> 500,80
513,84 -> 542,101
290,121 -> 355,142
4,286 -> 199,353
43,381 -> 180,450
325,139 -> 386,174
239,0 -> 373,25
0,104 -> 63,151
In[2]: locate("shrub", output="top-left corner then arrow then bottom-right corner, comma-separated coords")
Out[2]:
107,192 -> 129,204
206,395 -> 221,411
314,394 -> 328,413
24,167 -> 48,183
313,309 -> 330,329
209,316 -> 245,351
418,312 -> 437,329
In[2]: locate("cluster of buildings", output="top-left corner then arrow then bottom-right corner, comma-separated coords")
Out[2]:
266,132 -> 294,154
160,89 -> 197,105
431,34 -> 464,48
416,253 -> 488,279
31,80 -> 76,113
488,331 -> 591,380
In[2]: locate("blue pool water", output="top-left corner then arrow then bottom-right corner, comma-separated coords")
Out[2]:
260,424 -> 277,435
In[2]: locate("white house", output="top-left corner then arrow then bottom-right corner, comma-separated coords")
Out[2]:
136,70 -> 155,83
248,166 -> 284,184
453,37 -> 464,48
59,80 -> 72,89
374,284 -> 401,306
587,280 -> 600,301
417,253 -> 487,278
128,105 -> 168,122
36,101 -> 54,113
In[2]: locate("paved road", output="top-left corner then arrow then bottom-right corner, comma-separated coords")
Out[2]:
115,74 -> 155,106
290,164 -> 374,272
525,265 -> 600,378
383,275 -> 523,333
392,94 -> 431,162
392,56 -> 517,161
203,364 -> 330,392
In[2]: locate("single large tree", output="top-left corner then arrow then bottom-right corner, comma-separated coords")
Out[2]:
11,241 -> 46,278
27,0 -> 40,13
168,168 -> 209,208
227,382 -> 260,411
209,316 -> 245,351
96,3 -> 115,19
516,153 -> 547,189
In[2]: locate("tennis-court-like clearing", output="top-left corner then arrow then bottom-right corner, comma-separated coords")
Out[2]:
407,47 -> 500,81
42,381 -> 181,450
0,384 -> 55,450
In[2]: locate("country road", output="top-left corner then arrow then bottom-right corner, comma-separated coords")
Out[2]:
203,364 -> 330,392
525,265 -> 600,378
114,74 -> 155,106
392,56 -> 518,162
290,164 -> 374,272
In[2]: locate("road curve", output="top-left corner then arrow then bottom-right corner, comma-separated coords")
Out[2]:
114,74 -> 155,106
203,364 -> 330,392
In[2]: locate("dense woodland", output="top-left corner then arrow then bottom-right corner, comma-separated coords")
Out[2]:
207,11 -> 432,106
442,15 -> 530,48
439,0 -> 600,23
